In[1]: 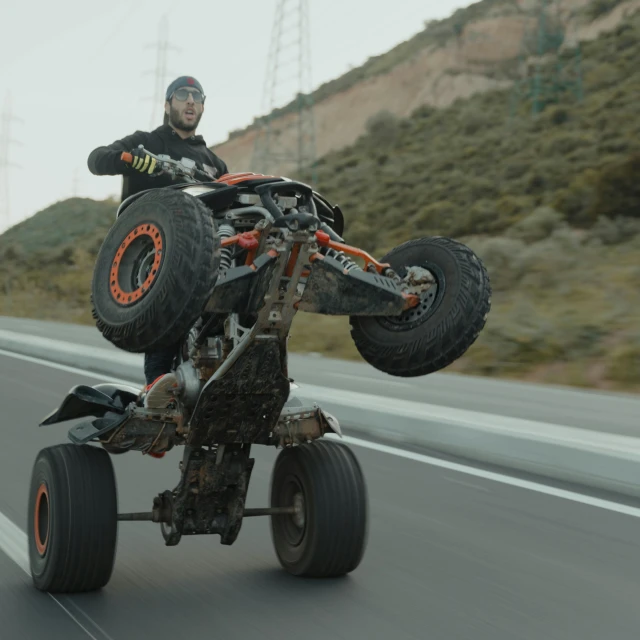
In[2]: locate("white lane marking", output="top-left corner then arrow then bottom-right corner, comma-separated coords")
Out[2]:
331,372 -> 412,387
0,512 -> 105,639
43,598 -> 105,640
334,435 -> 640,518
299,384 -> 640,454
0,329 -> 141,367
0,347 -> 142,383
57,598 -> 117,640
1,348 -> 640,522
0,511 -> 29,573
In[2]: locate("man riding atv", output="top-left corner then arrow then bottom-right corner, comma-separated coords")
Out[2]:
87,75 -> 228,411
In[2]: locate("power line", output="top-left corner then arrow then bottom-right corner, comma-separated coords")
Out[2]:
0,92 -> 23,231
252,0 -> 317,183
142,14 -> 181,129
88,1 -> 151,63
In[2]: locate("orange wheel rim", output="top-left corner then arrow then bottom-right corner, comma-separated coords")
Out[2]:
34,483 -> 49,556
110,223 -> 163,306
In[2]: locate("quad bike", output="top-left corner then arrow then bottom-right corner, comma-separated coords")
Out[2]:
27,146 -> 491,593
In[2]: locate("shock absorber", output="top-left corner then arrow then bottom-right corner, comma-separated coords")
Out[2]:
321,247 -> 361,272
217,223 -> 235,274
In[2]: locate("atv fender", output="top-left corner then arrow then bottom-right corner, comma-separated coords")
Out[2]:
67,410 -> 132,446
39,383 -> 139,427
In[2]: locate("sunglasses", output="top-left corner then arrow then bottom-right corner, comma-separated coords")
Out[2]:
172,88 -> 205,103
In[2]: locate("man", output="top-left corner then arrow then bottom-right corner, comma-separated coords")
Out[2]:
88,75 -> 228,200
88,75 -> 228,409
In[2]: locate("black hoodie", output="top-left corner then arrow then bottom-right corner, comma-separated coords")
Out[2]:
87,124 -> 229,201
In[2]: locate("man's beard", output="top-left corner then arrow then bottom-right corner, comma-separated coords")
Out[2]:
169,105 -> 202,132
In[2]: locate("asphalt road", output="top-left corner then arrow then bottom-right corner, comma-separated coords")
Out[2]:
1,315 -> 639,436
2,352 -> 640,639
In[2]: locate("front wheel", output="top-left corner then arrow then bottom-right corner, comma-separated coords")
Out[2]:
270,440 -> 368,577
349,236 -> 491,377
27,444 -> 118,593
90,189 -> 220,353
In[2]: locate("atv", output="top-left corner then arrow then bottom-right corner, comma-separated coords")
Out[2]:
27,146 -> 491,593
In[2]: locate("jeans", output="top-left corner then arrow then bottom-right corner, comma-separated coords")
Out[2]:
144,342 -> 180,386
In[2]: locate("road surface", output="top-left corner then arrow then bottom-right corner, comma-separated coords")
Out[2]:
1,351 -> 640,639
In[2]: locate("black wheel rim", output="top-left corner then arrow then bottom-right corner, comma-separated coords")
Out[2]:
110,223 -> 164,306
277,474 -> 306,547
378,262 -> 446,331
131,244 -> 157,289
117,236 -> 156,293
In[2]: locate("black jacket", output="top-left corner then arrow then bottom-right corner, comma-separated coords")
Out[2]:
87,124 -> 229,201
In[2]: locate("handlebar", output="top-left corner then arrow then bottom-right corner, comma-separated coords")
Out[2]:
119,145 -> 209,183
119,146 -> 324,229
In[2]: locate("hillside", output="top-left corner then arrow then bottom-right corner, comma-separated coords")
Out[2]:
312,14 -> 640,251
212,0 -> 640,174
288,10 -> 640,391
0,6 -> 639,392
0,198 -> 118,324
0,198 -> 117,255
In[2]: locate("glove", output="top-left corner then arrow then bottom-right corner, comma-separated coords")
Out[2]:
129,147 -> 158,174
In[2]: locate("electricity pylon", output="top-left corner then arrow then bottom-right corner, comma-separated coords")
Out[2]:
0,92 -> 23,231
252,0 -> 317,183
510,0 -> 583,117
143,15 -> 181,129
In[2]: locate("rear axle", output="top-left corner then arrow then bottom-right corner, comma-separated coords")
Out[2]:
117,505 -> 297,522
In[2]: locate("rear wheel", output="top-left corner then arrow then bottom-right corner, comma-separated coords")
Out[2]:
349,236 -> 491,377
28,444 -> 118,593
270,440 -> 368,577
91,189 -> 220,353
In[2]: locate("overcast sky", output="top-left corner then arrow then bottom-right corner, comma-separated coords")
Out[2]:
0,0 -> 469,233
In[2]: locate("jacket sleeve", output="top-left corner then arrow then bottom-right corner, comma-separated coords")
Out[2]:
207,150 -> 228,177
87,130 -> 151,176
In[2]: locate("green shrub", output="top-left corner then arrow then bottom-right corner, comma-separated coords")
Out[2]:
585,62 -> 625,91
587,153 -> 640,220
606,342 -> 640,384
542,131 -> 594,156
584,0 -> 626,21
465,236 -> 529,290
502,161 -> 531,180
588,215 -> 640,244
506,206 -> 565,242
365,110 -> 400,147
551,171 -> 598,225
